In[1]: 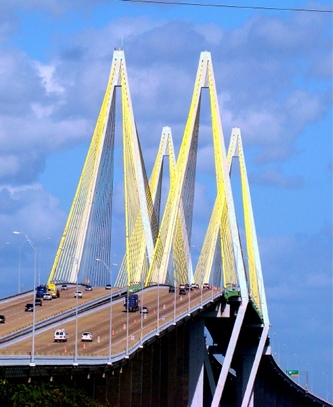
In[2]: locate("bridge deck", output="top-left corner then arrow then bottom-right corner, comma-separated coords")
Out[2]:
0,287 -> 217,358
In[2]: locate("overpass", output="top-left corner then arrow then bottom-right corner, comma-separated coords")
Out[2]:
0,50 -> 330,406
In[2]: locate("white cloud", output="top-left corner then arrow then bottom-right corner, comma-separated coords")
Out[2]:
34,62 -> 64,94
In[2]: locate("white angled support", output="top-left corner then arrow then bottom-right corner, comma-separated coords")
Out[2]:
211,301 -> 248,406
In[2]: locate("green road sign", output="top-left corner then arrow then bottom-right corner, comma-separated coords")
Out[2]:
286,370 -> 299,377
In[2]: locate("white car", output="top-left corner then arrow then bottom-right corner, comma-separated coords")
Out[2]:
74,291 -> 83,298
81,332 -> 93,342
54,329 -> 67,342
43,293 -> 52,300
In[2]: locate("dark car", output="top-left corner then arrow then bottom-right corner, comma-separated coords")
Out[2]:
25,303 -> 34,312
35,298 -> 43,306
0,315 -> 5,323
168,286 -> 175,293
203,283 -> 211,290
179,288 -> 186,295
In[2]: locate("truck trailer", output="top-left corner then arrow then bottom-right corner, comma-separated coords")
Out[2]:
123,294 -> 139,312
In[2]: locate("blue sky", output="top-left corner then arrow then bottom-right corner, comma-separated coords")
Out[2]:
0,0 -> 332,401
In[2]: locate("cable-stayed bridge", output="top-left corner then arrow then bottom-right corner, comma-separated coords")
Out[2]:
0,50 -> 330,407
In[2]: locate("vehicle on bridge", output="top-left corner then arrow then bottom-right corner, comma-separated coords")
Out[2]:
81,332 -> 93,342
35,298 -> 42,306
43,293 -> 52,300
54,329 -> 67,342
203,283 -> 211,290
105,284 -> 112,290
47,283 -> 58,298
85,285 -> 93,291
140,306 -> 149,314
36,284 -> 47,298
127,283 -> 141,294
0,315 -> 5,323
61,284 -> 68,290
124,294 -> 139,312
168,285 -> 175,293
223,285 -> 241,302
74,291 -> 83,298
25,303 -> 34,312
179,288 -> 186,295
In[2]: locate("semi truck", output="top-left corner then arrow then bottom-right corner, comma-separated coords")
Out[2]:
47,283 -> 58,298
123,294 -> 139,312
36,285 -> 47,298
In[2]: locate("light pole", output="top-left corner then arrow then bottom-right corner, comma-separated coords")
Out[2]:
96,259 -> 117,364
18,241 -> 27,294
38,237 -> 50,286
13,231 -> 36,366
59,248 -> 79,364
140,263 -> 144,347
73,257 -> 79,366
191,245 -> 204,309
187,253 -> 191,315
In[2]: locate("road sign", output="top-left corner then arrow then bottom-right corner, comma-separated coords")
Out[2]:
286,370 -> 299,377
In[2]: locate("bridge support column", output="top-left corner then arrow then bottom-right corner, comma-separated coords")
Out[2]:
234,351 -> 256,406
188,317 -> 205,407
241,324 -> 269,407
212,301 -> 248,406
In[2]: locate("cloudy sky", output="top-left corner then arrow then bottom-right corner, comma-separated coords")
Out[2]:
0,0 -> 332,400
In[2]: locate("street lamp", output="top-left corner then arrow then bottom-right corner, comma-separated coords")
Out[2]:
72,257 -> 79,366
186,253 -> 191,315
96,258 -> 117,364
13,231 -> 36,366
191,245 -> 204,309
38,237 -> 50,286
59,248 -> 80,364
18,241 -> 28,294
140,260 -> 145,347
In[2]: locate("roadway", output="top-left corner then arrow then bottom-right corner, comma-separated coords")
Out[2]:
0,286 -> 114,338
0,285 -> 217,358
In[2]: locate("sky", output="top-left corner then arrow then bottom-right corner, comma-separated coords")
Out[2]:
0,0 -> 332,401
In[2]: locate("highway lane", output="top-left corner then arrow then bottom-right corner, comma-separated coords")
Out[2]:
0,286 -> 123,339
0,287 -> 216,357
